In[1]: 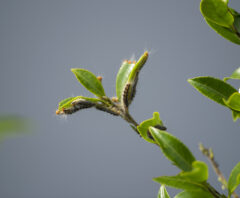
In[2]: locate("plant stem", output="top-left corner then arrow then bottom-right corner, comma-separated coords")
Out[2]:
199,144 -> 239,198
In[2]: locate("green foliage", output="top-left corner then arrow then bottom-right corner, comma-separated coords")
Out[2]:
224,67 -> 240,81
158,185 -> 170,198
200,0 -> 234,28
223,92 -> 240,111
71,68 -> 106,97
57,96 -> 104,110
188,75 -> 240,121
232,110 -> 240,122
200,0 -> 240,44
205,19 -> 240,45
127,51 -> 148,83
137,112 -> 165,144
153,176 -> 207,191
149,127 -> 195,171
115,52 -> 148,104
179,161 -> 208,182
119,52 -> 148,107
228,162 -> 240,196
188,76 -> 237,106
56,96 -> 106,115
116,60 -> 135,101
56,50 -> 238,198
174,190 -> 214,198
0,116 -> 29,141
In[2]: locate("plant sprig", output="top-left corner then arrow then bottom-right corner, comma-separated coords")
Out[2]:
56,51 -> 239,197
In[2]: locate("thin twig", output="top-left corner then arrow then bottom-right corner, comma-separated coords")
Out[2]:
199,143 -> 239,198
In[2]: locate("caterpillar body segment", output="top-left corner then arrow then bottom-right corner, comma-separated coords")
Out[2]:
95,105 -> 120,116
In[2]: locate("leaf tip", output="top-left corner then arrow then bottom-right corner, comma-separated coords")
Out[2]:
144,51 -> 149,57
71,68 -> 77,73
187,78 -> 193,84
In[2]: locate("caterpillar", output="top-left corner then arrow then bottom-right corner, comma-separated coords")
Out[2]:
56,99 -> 95,115
122,83 -> 131,108
95,105 -> 119,116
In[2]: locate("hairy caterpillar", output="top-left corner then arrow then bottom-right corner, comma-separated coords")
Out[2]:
95,105 -> 119,116
56,99 -> 95,115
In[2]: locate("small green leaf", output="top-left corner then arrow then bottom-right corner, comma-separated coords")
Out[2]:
137,112 -> 165,144
179,161 -> 208,182
223,92 -> 240,111
205,18 -> 240,45
188,76 -> 237,106
56,96 -> 104,115
158,185 -> 170,198
58,97 -> 81,110
57,96 -> 104,110
228,162 -> 240,196
71,68 -> 105,97
232,110 -> 240,122
153,176 -> 206,191
224,67 -> 240,81
121,51 -> 149,107
116,60 -> 135,101
174,190 -> 214,198
149,127 -> 195,171
200,0 -> 234,28
127,51 -> 148,83
0,116 -> 30,141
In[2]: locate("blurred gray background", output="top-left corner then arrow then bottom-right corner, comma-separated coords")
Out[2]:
0,0 -> 240,197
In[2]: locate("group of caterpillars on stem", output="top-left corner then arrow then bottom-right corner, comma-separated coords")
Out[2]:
55,51 -> 167,140
56,51 -> 149,117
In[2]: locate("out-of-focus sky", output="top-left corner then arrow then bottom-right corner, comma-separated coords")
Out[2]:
0,0 -> 240,197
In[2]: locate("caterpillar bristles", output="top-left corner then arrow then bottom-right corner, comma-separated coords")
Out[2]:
122,83 -> 131,108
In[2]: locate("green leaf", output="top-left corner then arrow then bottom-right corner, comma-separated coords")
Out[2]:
179,161 -> 208,182
232,110 -> 240,122
158,185 -> 170,198
121,51 -> 149,107
58,97 -> 79,109
153,176 -> 207,191
200,0 -> 234,28
116,51 -> 148,105
71,68 -> 105,97
149,127 -> 195,171
0,116 -> 30,141
57,96 -> 104,110
174,190 -> 214,198
116,60 -> 135,101
224,67 -> 240,81
205,18 -> 240,45
56,96 -> 104,115
223,92 -> 240,111
188,76 -> 237,106
127,51 -> 148,83
228,162 -> 240,196
137,112 -> 165,144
